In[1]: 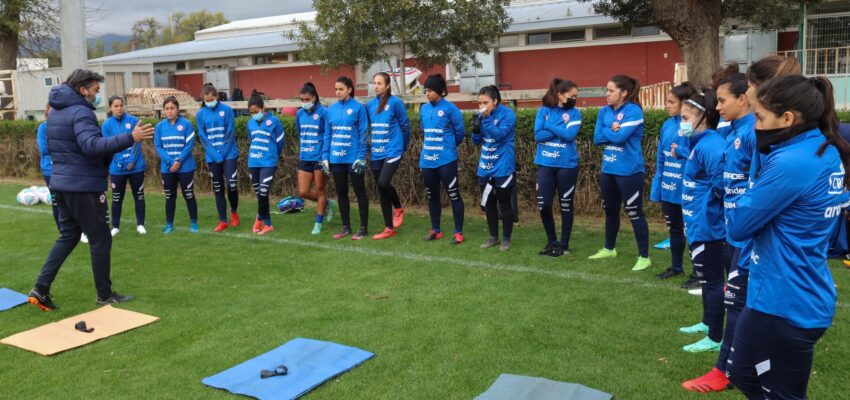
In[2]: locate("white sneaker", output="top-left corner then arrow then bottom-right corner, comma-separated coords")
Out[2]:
136,225 -> 147,235
110,228 -> 120,237
80,233 -> 89,244
688,288 -> 702,296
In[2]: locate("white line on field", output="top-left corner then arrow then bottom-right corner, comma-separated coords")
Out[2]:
3,204 -> 849,309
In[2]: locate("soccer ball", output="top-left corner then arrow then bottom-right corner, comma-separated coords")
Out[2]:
16,188 -> 40,206
35,186 -> 52,204
277,196 -> 305,213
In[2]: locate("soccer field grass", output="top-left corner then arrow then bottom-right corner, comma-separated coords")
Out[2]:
1,181 -> 848,399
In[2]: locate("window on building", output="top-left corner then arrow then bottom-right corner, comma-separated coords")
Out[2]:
499,35 -> 520,47
594,25 -> 632,39
527,32 -> 551,45
176,62 -> 186,70
132,72 -> 150,88
551,29 -> 585,42
632,26 -> 662,36
43,77 -> 54,86
106,72 -> 125,97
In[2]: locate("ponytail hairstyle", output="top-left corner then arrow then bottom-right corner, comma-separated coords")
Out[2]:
682,87 -> 720,131
163,96 -> 180,110
542,78 -> 579,107
247,93 -> 264,110
478,85 -> 501,104
711,62 -> 741,89
746,55 -> 801,88
374,72 -> 392,113
610,74 -> 641,108
757,75 -> 850,185
335,76 -> 354,98
202,83 -> 218,99
106,96 -> 124,118
670,82 -> 696,102
300,82 -> 320,112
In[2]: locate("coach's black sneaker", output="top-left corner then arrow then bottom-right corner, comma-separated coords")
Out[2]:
480,236 -> 499,249
657,267 -> 683,280
28,287 -> 57,311
538,243 -> 555,256
499,239 -> 512,252
681,274 -> 700,290
97,292 -> 135,305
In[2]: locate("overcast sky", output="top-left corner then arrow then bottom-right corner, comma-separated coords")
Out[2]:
83,0 -> 314,37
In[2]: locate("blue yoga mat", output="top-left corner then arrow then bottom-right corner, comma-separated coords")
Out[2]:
654,238 -> 671,249
202,338 -> 374,400
476,374 -> 612,400
0,288 -> 28,311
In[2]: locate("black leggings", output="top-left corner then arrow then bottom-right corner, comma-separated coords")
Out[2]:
422,161 -> 464,233
661,201 -> 686,272
209,158 -> 239,222
481,182 -> 514,239
372,158 -> 402,229
162,172 -> 198,224
110,172 -> 145,229
332,165 -> 368,229
536,166 -> 578,249
600,172 -> 650,257
692,240 -> 729,342
250,167 -> 276,225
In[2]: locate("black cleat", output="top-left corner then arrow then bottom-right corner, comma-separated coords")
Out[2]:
550,245 -> 568,257
97,292 -> 135,305
657,267 -> 684,280
28,288 -> 57,311
538,243 -> 555,256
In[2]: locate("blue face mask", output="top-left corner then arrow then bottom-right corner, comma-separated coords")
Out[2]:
91,92 -> 102,107
205,100 -> 218,109
252,112 -> 264,121
679,121 -> 694,137
301,102 -> 313,111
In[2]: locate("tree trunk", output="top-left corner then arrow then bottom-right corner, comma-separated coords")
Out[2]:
0,2 -> 23,71
651,0 -> 722,87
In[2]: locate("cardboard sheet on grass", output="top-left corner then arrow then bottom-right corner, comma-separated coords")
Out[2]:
476,374 -> 612,400
1,305 -> 158,356
203,337 -> 374,400
0,288 -> 28,311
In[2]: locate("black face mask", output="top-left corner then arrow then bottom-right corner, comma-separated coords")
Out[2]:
755,121 -> 819,154
564,97 -> 577,109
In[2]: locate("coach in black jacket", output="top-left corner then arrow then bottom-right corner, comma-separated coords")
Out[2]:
27,69 -> 154,311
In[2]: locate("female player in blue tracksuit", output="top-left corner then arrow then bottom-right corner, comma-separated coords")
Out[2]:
197,83 -> 239,232
474,85 -> 516,251
683,55 -> 801,394
590,75 -> 651,271
296,82 -> 334,235
725,75 -> 846,400
650,83 -> 695,281
36,104 -> 59,229
102,96 -> 146,236
420,74 -> 466,244
367,72 -> 411,240
676,90 -> 728,354
246,94 -> 284,236
533,78 -> 581,257
323,76 -> 369,240
154,97 -> 198,234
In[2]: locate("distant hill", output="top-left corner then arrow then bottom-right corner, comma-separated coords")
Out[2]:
87,34 -> 132,53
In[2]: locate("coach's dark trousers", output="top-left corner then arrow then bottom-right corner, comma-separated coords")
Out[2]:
35,191 -> 113,299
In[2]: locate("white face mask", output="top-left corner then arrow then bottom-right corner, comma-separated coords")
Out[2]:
479,105 -> 488,114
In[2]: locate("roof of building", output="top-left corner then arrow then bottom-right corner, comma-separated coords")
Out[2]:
90,0 -> 616,65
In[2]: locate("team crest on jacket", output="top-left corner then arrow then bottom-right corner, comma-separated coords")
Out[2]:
734,138 -> 741,150
313,114 -> 319,120
177,125 -> 184,131
346,109 -> 353,115
266,119 -> 272,126
219,111 -> 225,117
438,110 -> 445,117
125,123 -> 132,129
617,113 -> 624,121
384,104 -> 390,111
562,113 -> 570,122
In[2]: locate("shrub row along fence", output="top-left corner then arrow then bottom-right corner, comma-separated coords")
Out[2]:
3,109 -> 850,218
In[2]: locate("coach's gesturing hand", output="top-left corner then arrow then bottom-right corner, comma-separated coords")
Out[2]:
132,122 -> 155,142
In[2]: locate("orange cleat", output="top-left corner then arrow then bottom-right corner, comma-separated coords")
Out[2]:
257,225 -> 274,235
230,212 -> 240,227
393,208 -> 404,229
423,230 -> 443,241
452,232 -> 464,244
252,219 -> 263,233
372,227 -> 396,240
213,222 -> 229,232
682,367 -> 732,393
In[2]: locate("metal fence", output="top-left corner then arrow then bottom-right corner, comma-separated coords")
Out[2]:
776,46 -> 850,109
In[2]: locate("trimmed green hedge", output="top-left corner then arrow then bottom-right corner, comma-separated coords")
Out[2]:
3,109 -> 850,216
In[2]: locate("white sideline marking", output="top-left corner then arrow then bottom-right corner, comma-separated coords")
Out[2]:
3,203 -> 849,308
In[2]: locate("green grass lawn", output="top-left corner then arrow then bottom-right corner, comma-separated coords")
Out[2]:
1,180 -> 848,399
